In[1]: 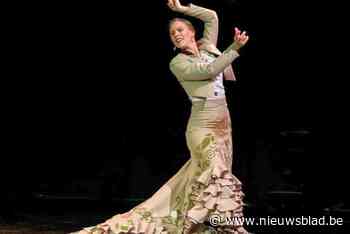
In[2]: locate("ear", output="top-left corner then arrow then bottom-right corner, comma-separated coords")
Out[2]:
190,31 -> 196,41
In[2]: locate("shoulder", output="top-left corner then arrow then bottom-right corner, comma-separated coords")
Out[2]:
170,53 -> 192,69
170,53 -> 187,63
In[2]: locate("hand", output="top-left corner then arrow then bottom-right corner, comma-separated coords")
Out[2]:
167,0 -> 189,12
233,27 -> 249,50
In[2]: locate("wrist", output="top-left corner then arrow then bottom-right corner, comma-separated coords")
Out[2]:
231,42 -> 241,51
179,3 -> 191,13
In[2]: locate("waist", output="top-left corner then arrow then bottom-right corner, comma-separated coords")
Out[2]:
190,96 -> 227,109
187,97 -> 230,129
190,95 -> 226,103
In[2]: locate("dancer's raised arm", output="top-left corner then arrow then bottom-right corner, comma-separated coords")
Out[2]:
167,0 -> 219,46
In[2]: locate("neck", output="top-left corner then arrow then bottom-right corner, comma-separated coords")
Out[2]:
182,41 -> 200,57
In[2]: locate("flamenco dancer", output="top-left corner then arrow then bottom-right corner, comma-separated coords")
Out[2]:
72,0 -> 249,233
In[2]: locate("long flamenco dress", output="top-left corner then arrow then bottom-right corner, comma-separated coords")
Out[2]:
71,97 -> 247,234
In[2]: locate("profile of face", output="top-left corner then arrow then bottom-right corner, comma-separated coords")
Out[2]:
169,20 -> 196,50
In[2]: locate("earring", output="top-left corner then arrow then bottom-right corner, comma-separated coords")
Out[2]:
173,47 -> 177,52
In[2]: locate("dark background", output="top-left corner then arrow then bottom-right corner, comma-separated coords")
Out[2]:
3,0 -> 348,230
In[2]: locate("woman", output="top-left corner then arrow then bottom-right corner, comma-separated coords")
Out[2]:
71,0 -> 249,233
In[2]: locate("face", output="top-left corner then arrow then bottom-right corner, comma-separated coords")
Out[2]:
169,21 -> 195,49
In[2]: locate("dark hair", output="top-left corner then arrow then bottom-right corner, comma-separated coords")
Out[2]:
169,18 -> 195,33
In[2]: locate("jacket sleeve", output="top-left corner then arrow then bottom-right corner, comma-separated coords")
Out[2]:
170,44 -> 240,81
182,4 -> 219,46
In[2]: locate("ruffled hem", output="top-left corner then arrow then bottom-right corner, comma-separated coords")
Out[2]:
186,155 -> 248,234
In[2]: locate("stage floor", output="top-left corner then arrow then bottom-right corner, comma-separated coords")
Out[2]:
1,197 -> 349,234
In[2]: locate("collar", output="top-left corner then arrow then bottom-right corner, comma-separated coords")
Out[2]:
180,40 -> 222,57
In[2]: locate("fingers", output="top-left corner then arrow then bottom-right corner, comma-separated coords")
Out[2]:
167,0 -> 174,9
168,0 -> 186,12
233,27 -> 249,47
234,27 -> 241,37
239,31 -> 248,43
241,35 -> 249,44
234,27 -> 241,41
234,28 -> 248,39
167,0 -> 183,11
173,0 -> 182,8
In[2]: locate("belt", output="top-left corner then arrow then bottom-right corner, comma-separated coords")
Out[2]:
190,96 -> 226,102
